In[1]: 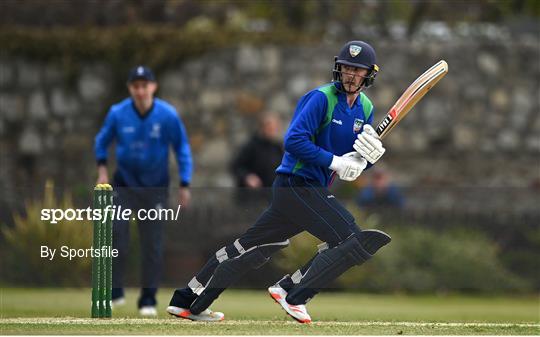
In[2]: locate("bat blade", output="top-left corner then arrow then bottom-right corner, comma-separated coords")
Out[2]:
376,60 -> 448,139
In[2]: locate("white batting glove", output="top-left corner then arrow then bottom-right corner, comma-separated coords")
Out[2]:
329,152 -> 368,181
354,124 -> 385,164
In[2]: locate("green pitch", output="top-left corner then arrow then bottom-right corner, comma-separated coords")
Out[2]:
0,288 -> 538,335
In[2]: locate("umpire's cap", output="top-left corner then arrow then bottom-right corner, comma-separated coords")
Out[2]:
128,65 -> 156,82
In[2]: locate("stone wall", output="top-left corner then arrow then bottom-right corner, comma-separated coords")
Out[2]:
1,38 -> 539,215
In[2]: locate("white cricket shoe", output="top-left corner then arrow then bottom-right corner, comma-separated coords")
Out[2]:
111,297 -> 126,308
166,306 -> 224,322
139,305 -> 158,317
268,285 -> 312,324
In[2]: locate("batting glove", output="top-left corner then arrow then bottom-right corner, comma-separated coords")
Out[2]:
354,125 -> 385,164
329,152 -> 368,181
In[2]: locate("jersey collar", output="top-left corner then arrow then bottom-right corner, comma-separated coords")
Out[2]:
336,85 -> 362,109
131,98 -> 155,120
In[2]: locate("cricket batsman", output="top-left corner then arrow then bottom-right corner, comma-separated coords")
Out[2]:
167,41 -> 391,323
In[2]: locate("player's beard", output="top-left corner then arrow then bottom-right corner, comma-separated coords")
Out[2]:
343,80 -> 363,94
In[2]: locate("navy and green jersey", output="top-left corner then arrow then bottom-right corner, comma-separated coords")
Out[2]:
276,83 -> 374,186
94,97 -> 192,187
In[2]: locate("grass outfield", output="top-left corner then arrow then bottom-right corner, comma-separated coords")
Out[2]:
0,288 -> 538,335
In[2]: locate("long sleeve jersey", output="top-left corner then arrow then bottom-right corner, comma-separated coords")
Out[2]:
94,97 -> 192,187
276,83 -> 374,186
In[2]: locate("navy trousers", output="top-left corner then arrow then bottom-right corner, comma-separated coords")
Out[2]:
172,173 -> 362,308
112,186 -> 168,307
239,173 -> 361,247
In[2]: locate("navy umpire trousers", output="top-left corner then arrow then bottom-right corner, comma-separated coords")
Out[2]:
112,185 -> 168,308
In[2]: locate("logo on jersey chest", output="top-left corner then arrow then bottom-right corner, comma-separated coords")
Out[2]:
122,126 -> 135,133
353,118 -> 364,133
150,123 -> 161,138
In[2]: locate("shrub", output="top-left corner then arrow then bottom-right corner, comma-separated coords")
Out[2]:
274,223 -> 530,293
1,180 -> 92,286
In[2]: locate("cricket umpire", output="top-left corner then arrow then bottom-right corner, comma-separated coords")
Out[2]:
94,65 -> 193,316
167,41 -> 390,323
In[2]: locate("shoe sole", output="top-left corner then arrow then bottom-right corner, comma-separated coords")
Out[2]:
268,291 -> 311,324
167,307 -> 192,320
167,306 -> 224,322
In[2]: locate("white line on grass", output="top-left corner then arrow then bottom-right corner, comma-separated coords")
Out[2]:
0,318 -> 538,328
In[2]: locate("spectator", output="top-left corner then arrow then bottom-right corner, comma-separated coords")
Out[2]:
231,113 -> 284,189
356,168 -> 404,209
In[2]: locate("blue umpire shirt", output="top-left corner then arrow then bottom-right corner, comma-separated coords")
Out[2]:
276,83 -> 374,187
94,97 -> 193,187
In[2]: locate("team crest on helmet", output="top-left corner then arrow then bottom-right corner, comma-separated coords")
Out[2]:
353,118 -> 364,133
349,45 -> 362,57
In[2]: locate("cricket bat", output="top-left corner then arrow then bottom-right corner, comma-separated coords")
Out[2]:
375,60 -> 448,139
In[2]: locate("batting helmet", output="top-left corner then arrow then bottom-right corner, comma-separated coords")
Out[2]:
332,41 -> 379,91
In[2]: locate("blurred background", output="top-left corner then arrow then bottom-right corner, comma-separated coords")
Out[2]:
0,0 -> 539,295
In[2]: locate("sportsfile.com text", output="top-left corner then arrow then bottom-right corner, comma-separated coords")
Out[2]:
40,205 -> 182,224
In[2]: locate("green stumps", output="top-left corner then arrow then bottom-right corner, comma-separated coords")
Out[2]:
91,184 -> 113,318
